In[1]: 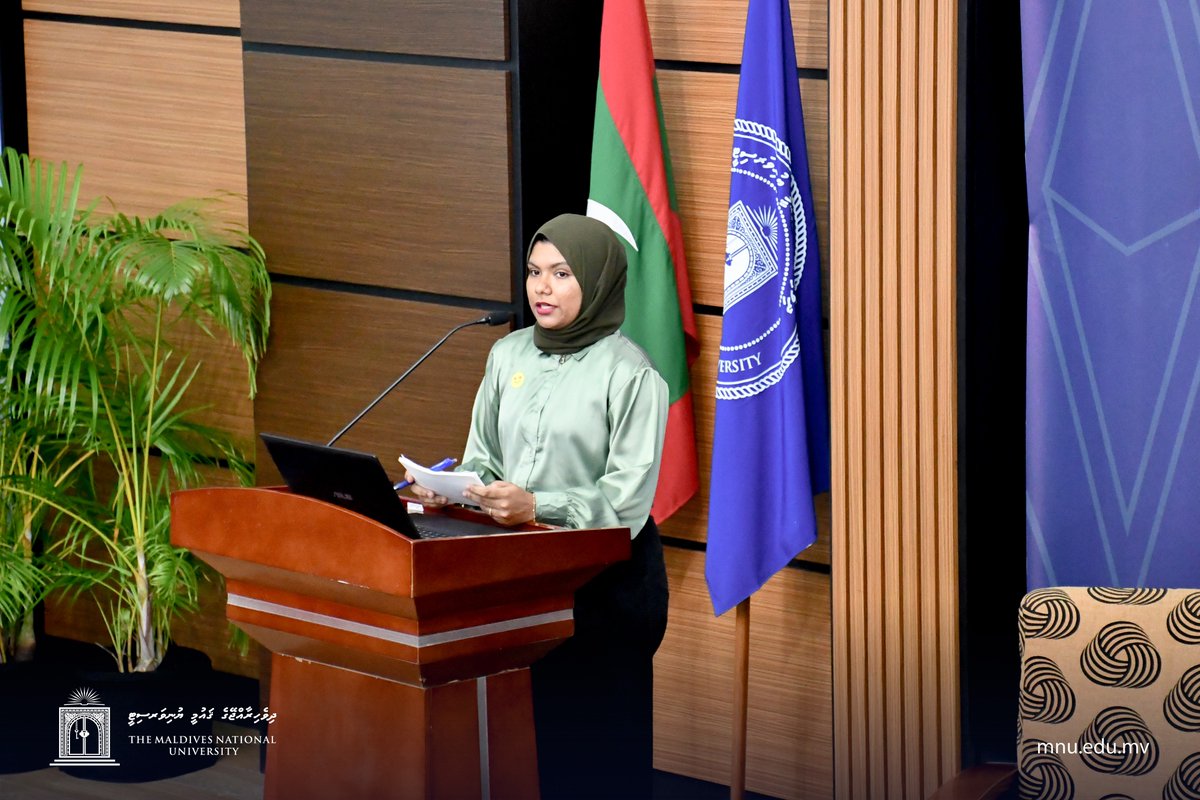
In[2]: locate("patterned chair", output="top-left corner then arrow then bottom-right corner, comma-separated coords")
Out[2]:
1017,587 -> 1200,800
930,587 -> 1200,800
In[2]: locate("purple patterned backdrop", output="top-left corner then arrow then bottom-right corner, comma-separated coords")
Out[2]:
1023,1 -> 1200,588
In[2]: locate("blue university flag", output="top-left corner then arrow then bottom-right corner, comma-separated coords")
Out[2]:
705,0 -> 830,616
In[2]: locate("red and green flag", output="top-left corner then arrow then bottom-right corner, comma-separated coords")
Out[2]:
588,0 -> 699,522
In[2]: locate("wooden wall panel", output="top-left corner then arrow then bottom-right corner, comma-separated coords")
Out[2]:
22,0 -> 239,27
240,0 -> 507,60
168,314 -> 257,453
119,308 -> 257,457
660,315 -> 831,565
646,0 -> 827,69
23,20 -> 247,226
830,0 -> 960,798
244,52 -> 511,301
254,285 -> 506,487
658,71 -> 829,310
655,547 -> 832,800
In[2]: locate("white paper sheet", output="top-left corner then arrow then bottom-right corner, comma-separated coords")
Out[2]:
398,455 -> 485,507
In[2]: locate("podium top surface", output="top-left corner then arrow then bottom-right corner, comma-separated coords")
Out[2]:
171,486 -> 630,604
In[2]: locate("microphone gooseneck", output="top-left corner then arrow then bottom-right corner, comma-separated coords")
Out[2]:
325,311 -> 512,447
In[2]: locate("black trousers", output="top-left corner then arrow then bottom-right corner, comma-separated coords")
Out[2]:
530,517 -> 669,800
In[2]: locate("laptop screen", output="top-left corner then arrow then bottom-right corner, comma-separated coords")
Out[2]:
260,433 -> 421,536
259,433 -> 506,540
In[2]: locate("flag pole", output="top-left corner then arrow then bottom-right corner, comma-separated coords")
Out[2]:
731,597 -> 751,800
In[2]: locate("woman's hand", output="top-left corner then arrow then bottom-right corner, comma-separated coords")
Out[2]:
465,481 -> 535,527
405,472 -> 450,507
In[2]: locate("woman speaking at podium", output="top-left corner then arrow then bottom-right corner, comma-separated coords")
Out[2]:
410,213 -> 669,800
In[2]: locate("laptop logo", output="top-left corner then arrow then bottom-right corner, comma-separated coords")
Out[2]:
333,491 -> 353,501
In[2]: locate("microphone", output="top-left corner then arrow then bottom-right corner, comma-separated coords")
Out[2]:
326,310 -> 513,447
480,310 -> 513,326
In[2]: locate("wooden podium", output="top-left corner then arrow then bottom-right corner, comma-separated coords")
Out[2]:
170,487 -> 630,800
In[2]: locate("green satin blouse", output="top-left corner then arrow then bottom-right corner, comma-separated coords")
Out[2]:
459,327 -> 667,536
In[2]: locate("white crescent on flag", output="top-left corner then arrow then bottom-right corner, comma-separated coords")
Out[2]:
586,199 -> 640,251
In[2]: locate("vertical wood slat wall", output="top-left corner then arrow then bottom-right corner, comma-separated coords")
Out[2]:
830,1 -> 960,798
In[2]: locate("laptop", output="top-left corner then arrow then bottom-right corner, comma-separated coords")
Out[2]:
260,433 -> 506,540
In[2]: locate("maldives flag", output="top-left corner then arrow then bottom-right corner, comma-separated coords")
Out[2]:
587,0 -> 699,523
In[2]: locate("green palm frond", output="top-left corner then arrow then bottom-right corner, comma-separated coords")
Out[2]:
0,547 -> 47,662
0,546 -> 47,629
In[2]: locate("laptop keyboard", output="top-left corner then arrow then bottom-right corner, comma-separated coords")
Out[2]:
413,522 -> 462,539
409,513 -> 509,539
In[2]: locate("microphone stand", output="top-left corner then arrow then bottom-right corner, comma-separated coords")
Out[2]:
326,311 -> 511,447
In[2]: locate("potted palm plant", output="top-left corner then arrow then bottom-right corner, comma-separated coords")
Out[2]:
0,148 -> 270,776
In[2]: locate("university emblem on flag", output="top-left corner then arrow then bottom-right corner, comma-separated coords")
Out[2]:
718,119 -> 807,401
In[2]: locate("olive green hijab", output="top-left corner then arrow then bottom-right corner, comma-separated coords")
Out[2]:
528,214 -> 627,355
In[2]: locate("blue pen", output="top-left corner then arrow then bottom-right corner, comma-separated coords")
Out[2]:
394,457 -> 457,491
